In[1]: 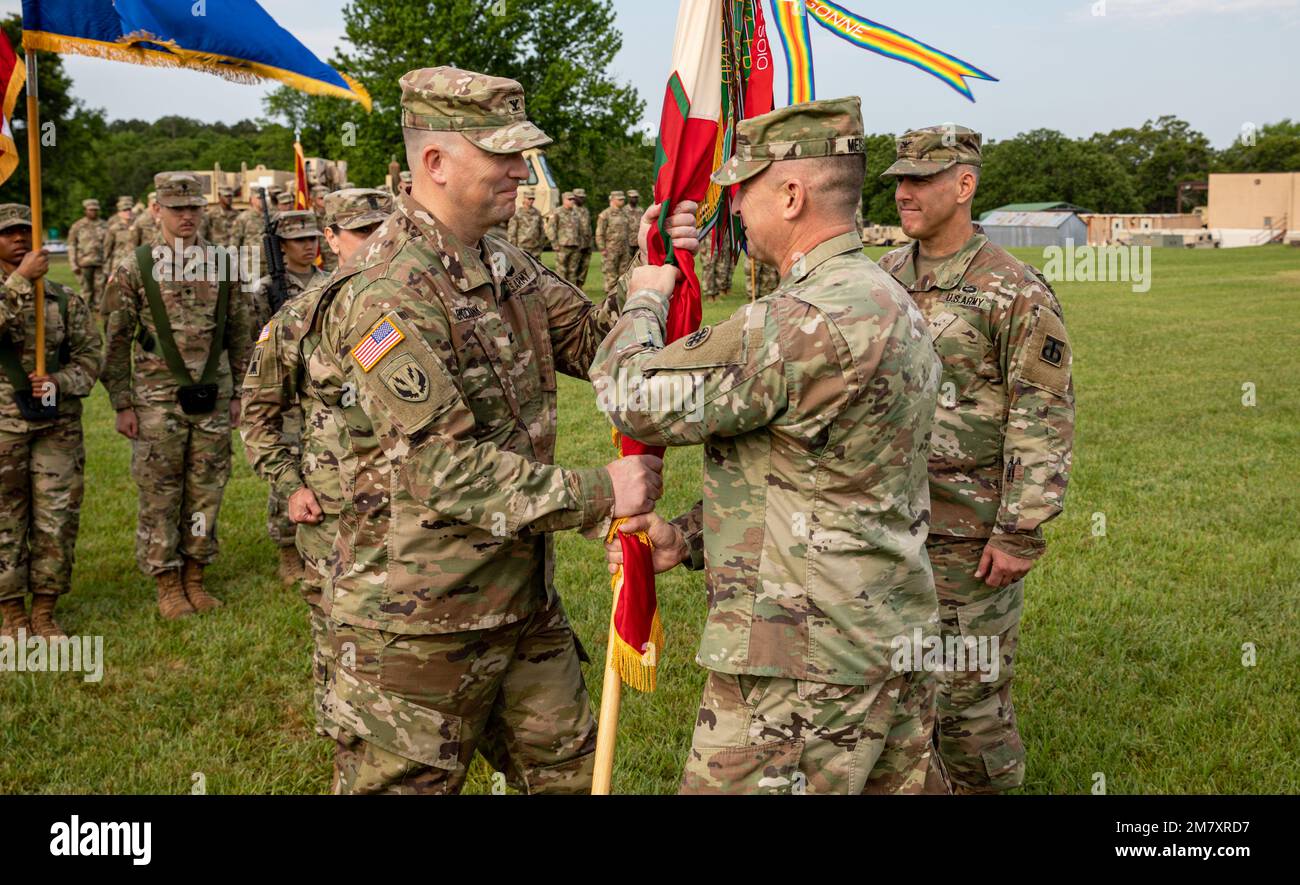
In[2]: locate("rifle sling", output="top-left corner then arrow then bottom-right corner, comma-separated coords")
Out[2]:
134,244 -> 229,388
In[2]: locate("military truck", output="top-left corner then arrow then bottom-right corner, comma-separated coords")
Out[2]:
382,148 -> 559,216
861,224 -> 909,247
183,159 -> 350,209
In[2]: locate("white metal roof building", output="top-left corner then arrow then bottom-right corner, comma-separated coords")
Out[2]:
981,211 -> 1089,249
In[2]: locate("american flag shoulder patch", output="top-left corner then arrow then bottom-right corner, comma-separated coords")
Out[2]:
351,315 -> 405,372
257,322 -> 273,344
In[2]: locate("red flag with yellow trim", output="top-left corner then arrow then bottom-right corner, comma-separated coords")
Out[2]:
0,30 -> 26,186
293,140 -> 310,210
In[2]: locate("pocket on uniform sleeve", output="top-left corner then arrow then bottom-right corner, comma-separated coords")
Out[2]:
323,665 -> 463,771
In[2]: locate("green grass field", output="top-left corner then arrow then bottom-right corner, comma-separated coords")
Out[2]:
1,245 -> 1297,794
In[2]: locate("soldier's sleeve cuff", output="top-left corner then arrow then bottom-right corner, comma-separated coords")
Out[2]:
5,270 -> 33,296
573,465 -> 616,540
623,288 -> 670,326
274,473 -> 308,501
987,530 -> 1046,561
670,501 -> 705,572
110,393 -> 133,412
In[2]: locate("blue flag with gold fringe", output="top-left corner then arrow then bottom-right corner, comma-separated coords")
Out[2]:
21,0 -> 371,109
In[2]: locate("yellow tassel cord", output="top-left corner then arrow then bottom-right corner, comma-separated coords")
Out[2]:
0,54 -> 26,184
21,31 -> 372,111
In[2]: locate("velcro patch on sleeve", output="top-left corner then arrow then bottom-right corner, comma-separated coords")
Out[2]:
1020,306 -> 1072,397
644,318 -> 746,373
350,314 -> 406,372
257,322 -> 273,344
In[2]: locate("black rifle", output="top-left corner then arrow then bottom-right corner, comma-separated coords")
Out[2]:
257,186 -> 290,316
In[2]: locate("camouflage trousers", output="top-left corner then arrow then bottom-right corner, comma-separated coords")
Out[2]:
554,249 -> 581,286
680,669 -> 937,795
744,257 -> 780,301
326,598 -> 597,795
575,248 -> 593,288
923,538 -> 1026,794
0,419 -> 85,601
600,249 -> 633,297
77,265 -> 107,316
266,408 -> 304,549
699,249 -> 735,301
297,512 -> 338,738
130,402 -> 232,576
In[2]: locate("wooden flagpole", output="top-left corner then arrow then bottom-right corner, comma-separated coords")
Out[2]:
591,597 -> 622,794
24,50 -> 44,376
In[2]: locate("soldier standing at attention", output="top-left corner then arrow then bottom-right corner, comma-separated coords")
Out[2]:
595,191 -> 635,297
745,253 -> 780,301
507,186 -> 546,258
102,172 -> 253,620
105,196 -> 138,283
241,187 -> 392,741
878,125 -> 1075,794
317,66 -> 684,795
0,205 -> 103,640
311,186 -> 337,274
130,192 -> 160,248
233,188 -> 269,279
550,191 -> 581,284
206,186 -> 241,249
248,209 -> 329,586
595,98 -> 943,795
699,246 -> 735,302
572,187 -> 594,288
67,199 -> 109,316
621,189 -> 643,257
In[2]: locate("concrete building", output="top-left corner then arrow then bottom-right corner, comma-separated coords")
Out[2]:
1082,213 -> 1204,246
981,210 -> 1089,250
1207,173 -> 1299,247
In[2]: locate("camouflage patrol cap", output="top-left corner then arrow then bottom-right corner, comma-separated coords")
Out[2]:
116,195 -> 134,211
275,191 -> 295,207
154,172 -> 207,208
311,184 -> 329,197
274,210 -> 320,239
399,66 -> 552,154
147,192 -> 158,205
881,125 -> 982,179
398,171 -> 412,183
627,189 -> 640,199
562,191 -> 574,201
217,186 -> 234,197
323,188 -> 393,230
0,203 -> 32,232
713,96 -> 866,187
520,186 -> 535,198
610,190 -> 625,200
82,199 -> 100,210
574,188 -> 587,198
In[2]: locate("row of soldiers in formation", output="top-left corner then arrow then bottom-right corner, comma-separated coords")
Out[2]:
1,65 -> 1074,797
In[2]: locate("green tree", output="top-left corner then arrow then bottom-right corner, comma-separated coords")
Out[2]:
861,133 -> 901,225
1214,120 -> 1300,174
975,129 -> 1141,216
1089,116 -> 1212,213
262,0 -> 645,197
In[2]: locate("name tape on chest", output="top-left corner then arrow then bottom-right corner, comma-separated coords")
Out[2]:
350,316 -> 405,372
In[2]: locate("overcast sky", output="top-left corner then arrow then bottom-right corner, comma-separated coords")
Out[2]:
3,0 -> 1296,146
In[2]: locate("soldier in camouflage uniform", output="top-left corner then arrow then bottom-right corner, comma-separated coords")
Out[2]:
102,173 -> 253,620
595,98 -> 943,795
621,189 -> 643,256
312,186 -> 338,274
274,191 -> 295,214
549,191 -> 582,284
572,188 -> 593,288
596,191 -> 637,297
130,193 -> 160,248
206,186 -> 241,248
67,199 -> 110,316
233,189 -> 269,279
0,205 -> 103,640
316,66 -> 677,795
699,247 -> 735,302
248,210 -> 329,584
879,125 -> 1076,794
744,253 -> 780,300
105,196 -> 138,286
241,188 -> 391,739
507,186 -> 546,258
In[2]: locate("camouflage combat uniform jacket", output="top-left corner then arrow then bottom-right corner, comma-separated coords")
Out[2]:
507,205 -> 546,254
206,204 -> 241,248
879,229 -> 1075,560
320,192 -> 626,636
101,237 -> 253,410
0,272 -> 102,433
130,213 -> 159,248
67,217 -> 108,271
250,268 -> 329,331
105,215 -> 137,278
592,232 -> 942,685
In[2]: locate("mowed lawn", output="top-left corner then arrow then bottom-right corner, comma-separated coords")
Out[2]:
1,244 -> 1297,795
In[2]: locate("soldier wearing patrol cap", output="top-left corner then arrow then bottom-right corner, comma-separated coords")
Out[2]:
248,209 -> 329,585
571,187 -> 594,287
507,185 -> 546,258
398,170 -> 412,194
621,189 -> 643,255
878,125 -> 1075,794
549,190 -> 582,283
102,172 -> 253,620
130,192 -> 160,250
310,185 -> 338,273
206,186 -> 241,249
0,204 -> 103,640
67,199 -> 110,316
105,196 -> 138,291
315,65 -> 690,795
595,191 -> 636,296
241,186 -> 392,741
595,96 -> 943,795
274,191 -> 295,214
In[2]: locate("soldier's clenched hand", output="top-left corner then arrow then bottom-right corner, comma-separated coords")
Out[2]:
605,454 -> 664,517
115,408 -> 138,440
288,486 -> 324,525
638,201 -> 701,258
628,264 -> 680,301
604,512 -> 688,576
975,544 -> 1034,588
26,373 -> 57,399
17,248 -> 49,282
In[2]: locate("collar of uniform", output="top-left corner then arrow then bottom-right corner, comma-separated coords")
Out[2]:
395,191 -> 495,293
787,231 -> 866,285
909,226 -> 989,292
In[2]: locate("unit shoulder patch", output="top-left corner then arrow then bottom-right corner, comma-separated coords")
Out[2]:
645,320 -> 745,372
1020,307 -> 1072,397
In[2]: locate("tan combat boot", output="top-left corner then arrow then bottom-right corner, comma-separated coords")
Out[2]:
156,570 -> 195,620
1,598 -> 29,638
29,594 -> 66,639
181,558 -> 223,613
277,546 -> 304,588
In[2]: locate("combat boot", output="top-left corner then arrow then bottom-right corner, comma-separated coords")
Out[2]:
29,594 -> 66,639
181,558 -> 223,613
277,547 -> 304,588
1,598 -> 29,638
156,570 -> 195,620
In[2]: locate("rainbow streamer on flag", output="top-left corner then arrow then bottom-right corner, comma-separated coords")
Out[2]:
804,0 -> 996,102
768,0 -> 815,105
